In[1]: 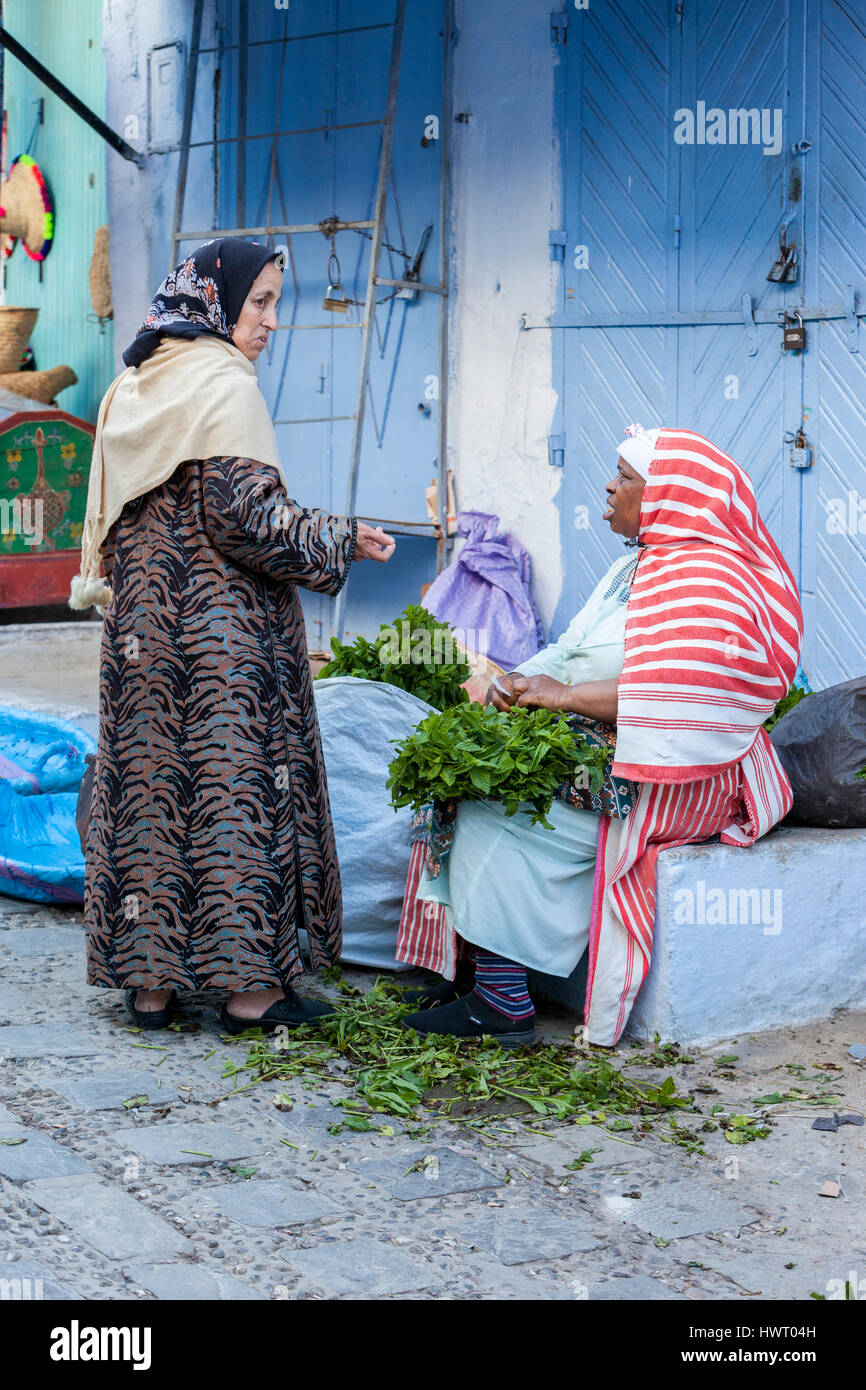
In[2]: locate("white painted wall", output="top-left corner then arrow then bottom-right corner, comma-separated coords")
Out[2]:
448,0 -> 563,632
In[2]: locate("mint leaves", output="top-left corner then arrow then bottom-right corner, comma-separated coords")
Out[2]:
387,703 -> 608,829
764,684 -> 809,733
318,603 -> 471,709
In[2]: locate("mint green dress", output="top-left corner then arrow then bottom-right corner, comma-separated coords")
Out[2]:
414,553 -> 637,977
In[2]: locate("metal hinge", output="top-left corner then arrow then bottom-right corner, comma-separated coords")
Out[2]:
551,11 -> 568,44
549,230 -> 567,262
548,434 -> 566,468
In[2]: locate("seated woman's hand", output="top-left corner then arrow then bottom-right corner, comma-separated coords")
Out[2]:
485,673 -> 520,710
511,674 -> 571,711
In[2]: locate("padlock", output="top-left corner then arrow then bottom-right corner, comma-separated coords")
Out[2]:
782,312 -> 806,351
789,429 -> 812,470
322,282 -> 348,313
767,229 -> 798,283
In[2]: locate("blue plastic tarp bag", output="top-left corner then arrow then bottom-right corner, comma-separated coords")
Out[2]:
0,706 -> 96,904
312,677 -> 435,970
421,510 -> 545,671
0,706 -> 95,794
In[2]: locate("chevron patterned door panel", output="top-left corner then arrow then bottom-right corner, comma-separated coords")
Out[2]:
800,0 -> 866,684
552,1 -> 677,636
674,0 -> 801,568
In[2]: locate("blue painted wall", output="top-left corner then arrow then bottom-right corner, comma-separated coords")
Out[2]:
99,0 -> 866,684
217,0 -> 446,651
105,0 -> 448,652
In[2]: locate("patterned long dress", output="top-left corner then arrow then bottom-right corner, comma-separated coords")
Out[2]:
85,456 -> 357,992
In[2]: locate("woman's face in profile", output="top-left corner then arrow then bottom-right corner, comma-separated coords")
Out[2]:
604,455 -> 646,537
231,262 -> 283,360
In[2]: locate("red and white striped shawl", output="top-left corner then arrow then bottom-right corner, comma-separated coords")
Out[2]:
585,429 -> 804,1044
613,429 -> 803,785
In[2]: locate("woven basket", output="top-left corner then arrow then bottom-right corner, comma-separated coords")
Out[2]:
89,225 -> 112,319
0,363 -> 76,404
0,306 -> 38,372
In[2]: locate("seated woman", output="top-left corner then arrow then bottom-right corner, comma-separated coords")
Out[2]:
396,425 -> 803,1048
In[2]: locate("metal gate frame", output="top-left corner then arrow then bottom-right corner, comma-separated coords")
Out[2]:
168,0 -> 455,640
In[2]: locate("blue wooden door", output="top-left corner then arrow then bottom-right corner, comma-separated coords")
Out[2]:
552,0 -> 866,689
551,0 -> 678,637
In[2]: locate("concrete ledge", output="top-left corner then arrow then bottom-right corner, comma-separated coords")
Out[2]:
528,826 -> 866,1047
627,826 -> 866,1046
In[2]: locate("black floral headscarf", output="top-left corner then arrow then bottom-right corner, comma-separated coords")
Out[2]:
123,237 -> 285,368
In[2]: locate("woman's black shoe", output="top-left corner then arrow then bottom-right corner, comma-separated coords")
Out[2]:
400,964 -> 476,1010
125,989 -> 177,1030
402,990 -> 536,1047
219,988 -> 334,1035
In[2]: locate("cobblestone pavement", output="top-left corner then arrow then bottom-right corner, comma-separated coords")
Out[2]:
1,893 -> 864,1302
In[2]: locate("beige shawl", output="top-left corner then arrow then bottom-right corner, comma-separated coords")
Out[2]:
69,334 -> 288,610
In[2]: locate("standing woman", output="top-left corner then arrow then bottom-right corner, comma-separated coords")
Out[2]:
70,238 -> 395,1031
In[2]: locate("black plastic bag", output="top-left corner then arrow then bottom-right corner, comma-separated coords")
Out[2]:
770,677 -> 866,827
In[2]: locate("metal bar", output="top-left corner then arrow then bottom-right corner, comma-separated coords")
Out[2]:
0,23 -> 144,166
521,305 -> 866,330
194,23 -> 395,55
236,0 -> 248,232
355,516 -> 439,536
270,322 -> 366,332
176,220 -> 375,238
436,0 -> 455,575
374,275 -> 447,296
274,415 -> 356,425
184,119 -> 384,151
170,0 -> 205,268
335,0 -> 407,642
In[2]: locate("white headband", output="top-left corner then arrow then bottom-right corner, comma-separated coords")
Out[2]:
618,424 -> 661,480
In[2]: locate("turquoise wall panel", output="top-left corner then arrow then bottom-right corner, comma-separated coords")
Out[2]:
3,0 -> 115,423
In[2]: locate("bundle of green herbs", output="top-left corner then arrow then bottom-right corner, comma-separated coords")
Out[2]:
387,702 -> 610,829
317,603 -> 471,709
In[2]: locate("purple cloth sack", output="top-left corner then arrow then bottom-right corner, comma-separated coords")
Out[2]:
422,510 -> 545,671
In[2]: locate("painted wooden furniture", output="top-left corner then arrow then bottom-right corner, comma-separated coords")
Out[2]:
0,401 -> 93,608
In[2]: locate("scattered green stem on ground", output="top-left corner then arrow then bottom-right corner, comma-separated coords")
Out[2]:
219,977 -> 714,1150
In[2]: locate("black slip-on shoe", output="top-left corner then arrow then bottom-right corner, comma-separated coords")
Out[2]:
399,967 -> 476,1010
125,989 -> 177,1030
219,988 -> 335,1035
402,990 -> 536,1048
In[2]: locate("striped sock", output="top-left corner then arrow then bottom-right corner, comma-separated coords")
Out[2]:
473,948 -> 535,1020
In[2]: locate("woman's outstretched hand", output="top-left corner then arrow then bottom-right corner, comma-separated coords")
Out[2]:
354,521 -> 396,562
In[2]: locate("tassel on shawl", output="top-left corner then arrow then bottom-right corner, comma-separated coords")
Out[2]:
69,573 -> 113,611
68,513 -> 112,611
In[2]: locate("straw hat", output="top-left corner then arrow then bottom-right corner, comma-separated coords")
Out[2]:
0,306 -> 38,372
0,155 -> 54,260
0,364 -> 76,404
89,225 -> 112,319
